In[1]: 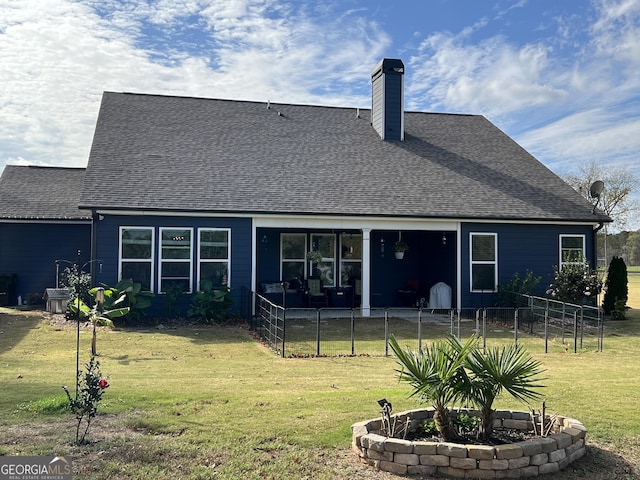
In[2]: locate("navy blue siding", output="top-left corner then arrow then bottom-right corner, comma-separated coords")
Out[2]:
460,223 -> 596,308
0,222 -> 91,304
93,215 -> 252,317
255,229 -> 282,285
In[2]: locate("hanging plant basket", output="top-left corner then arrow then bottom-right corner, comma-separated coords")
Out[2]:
394,241 -> 408,259
307,250 -> 323,264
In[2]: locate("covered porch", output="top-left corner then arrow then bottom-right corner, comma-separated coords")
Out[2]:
252,216 -> 459,316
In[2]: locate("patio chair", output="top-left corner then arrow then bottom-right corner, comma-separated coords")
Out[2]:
306,277 -> 328,308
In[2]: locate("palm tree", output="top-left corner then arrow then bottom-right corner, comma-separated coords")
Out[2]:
389,335 -> 476,441
465,343 -> 545,440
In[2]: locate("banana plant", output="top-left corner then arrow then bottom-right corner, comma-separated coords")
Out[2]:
111,278 -> 153,322
68,286 -> 130,355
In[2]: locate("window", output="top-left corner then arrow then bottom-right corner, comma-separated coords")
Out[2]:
470,233 -> 497,292
310,234 -> 336,287
340,233 -> 362,286
119,227 -> 154,291
560,234 -> 585,269
159,228 -> 193,293
198,228 -> 230,289
281,234 -> 306,283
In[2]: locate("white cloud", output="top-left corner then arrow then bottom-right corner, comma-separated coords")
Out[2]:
407,30 -> 567,117
519,108 -> 640,166
404,0 -> 640,174
1,0 -> 639,229
0,0 -> 387,172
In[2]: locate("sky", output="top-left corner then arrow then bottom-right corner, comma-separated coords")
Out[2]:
1,0 -> 639,227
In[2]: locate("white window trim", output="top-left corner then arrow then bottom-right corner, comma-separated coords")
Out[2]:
339,233 -> 362,287
280,233 -> 307,281
469,232 -> 498,293
559,234 -> 586,269
159,227 -> 194,294
118,226 -> 155,292
197,228 -> 231,290
310,233 -> 336,287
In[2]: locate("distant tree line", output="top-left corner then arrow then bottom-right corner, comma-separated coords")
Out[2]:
600,230 -> 640,267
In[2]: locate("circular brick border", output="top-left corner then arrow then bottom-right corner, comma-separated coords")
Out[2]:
351,408 -> 587,478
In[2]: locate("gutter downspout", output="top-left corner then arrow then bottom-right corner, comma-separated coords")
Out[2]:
593,221 -> 605,270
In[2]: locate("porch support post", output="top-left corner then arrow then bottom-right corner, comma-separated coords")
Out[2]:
361,228 -> 371,317
456,223 -> 462,310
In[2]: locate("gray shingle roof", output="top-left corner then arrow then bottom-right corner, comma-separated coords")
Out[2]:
0,166 -> 91,221
80,92 -> 609,223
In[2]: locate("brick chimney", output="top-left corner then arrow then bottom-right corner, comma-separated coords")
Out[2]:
371,58 -> 404,141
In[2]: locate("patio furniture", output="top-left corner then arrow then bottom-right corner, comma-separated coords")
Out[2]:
396,279 -> 419,307
428,281 -> 452,309
306,277 -> 328,308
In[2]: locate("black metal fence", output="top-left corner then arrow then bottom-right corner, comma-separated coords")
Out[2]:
250,293 -> 604,357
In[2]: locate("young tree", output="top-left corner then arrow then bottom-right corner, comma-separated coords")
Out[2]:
389,335 -> 476,441
602,256 -> 628,318
390,336 -> 546,442
464,343 -> 545,441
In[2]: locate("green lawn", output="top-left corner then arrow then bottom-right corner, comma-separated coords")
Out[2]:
1,301 -> 639,479
628,272 -> 640,308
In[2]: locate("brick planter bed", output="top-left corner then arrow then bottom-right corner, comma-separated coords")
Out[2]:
352,408 -> 587,478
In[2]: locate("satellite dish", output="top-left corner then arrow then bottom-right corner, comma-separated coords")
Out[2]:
589,180 -> 604,199
589,180 -> 604,214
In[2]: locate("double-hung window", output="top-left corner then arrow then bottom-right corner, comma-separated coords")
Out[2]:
340,233 -> 362,286
119,227 -> 154,291
310,233 -> 336,287
159,228 -> 193,293
470,232 -> 498,292
281,234 -> 306,282
559,234 -> 585,269
198,228 -> 230,289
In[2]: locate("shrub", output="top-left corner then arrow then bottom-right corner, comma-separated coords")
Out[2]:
453,412 -> 481,438
188,280 -> 233,324
60,264 -> 92,306
602,256 -> 628,317
496,270 -> 541,307
163,283 -> 185,319
546,261 -> 602,305
62,356 -> 110,444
